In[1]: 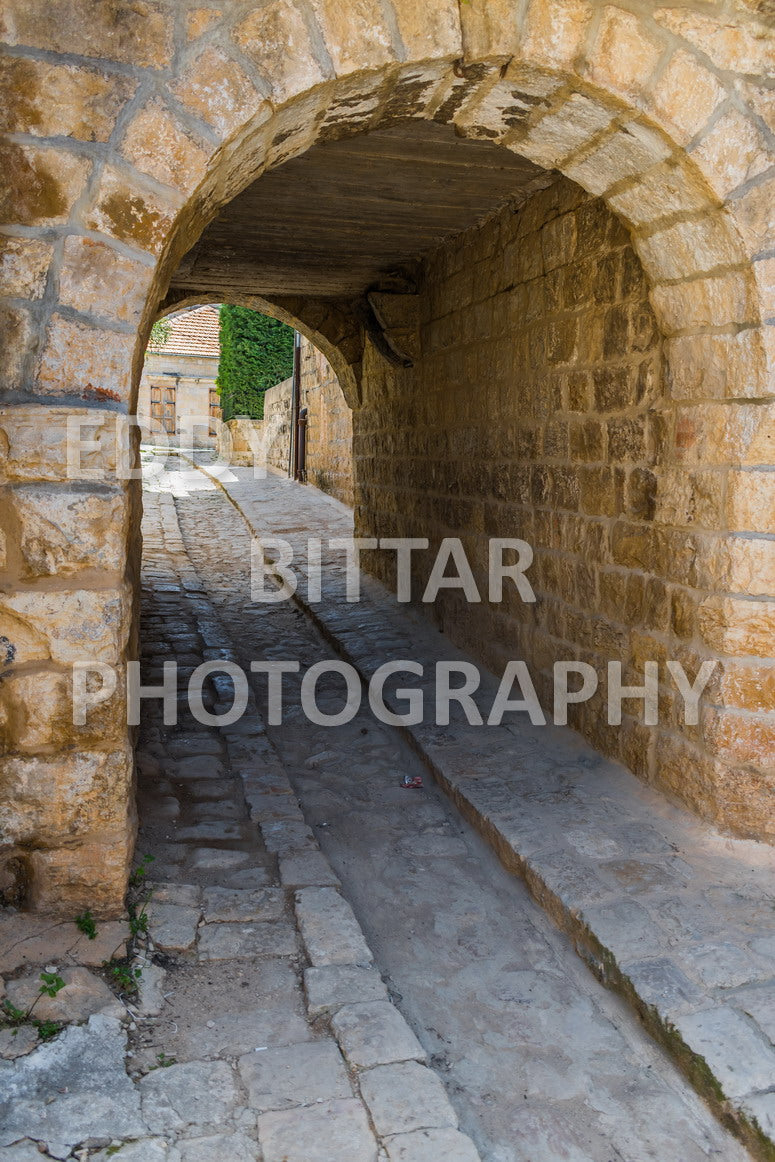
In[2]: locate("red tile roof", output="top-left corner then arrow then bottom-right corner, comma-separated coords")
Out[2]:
152,305 -> 221,358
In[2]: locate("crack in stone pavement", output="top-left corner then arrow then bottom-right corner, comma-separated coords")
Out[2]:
155,459 -> 751,1162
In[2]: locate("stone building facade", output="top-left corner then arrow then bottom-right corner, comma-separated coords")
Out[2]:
138,304 -> 221,447
0,0 -> 773,914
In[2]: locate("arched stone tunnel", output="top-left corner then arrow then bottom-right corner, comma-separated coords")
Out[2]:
0,0 -> 772,918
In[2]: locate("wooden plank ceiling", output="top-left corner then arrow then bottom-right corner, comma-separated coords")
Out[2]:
170,122 -> 553,300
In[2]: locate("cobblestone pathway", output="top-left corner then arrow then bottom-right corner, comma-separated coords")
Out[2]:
157,458 -> 749,1162
0,482 -> 480,1162
0,460 -> 762,1161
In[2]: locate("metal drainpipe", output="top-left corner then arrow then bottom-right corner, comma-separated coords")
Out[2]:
297,407 -> 308,483
289,330 -> 301,478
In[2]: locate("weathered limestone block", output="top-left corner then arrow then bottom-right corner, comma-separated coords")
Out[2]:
584,7 -> 665,99
664,332 -> 768,401
0,56 -> 137,141
0,406 -> 125,484
0,665 -> 124,753
719,661 -> 775,715
754,256 -> 775,328
721,537 -> 775,597
390,0 -> 461,60
234,2 -> 329,104
27,816 -> 135,915
650,50 -> 726,145
37,315 -> 135,404
703,707 -> 775,771
609,163 -> 713,232
121,101 -> 211,194
0,748 -> 133,846
516,92 -> 614,169
564,122 -> 672,199
0,584 -> 131,664
85,165 -> 182,256
726,469 -> 775,532
6,483 -> 128,578
696,106 -> 773,197
725,177 -> 774,259
0,142 -> 90,227
173,47 -> 270,139
653,8 -> 773,77
698,597 -> 775,656
520,0 -> 592,68
0,236 -> 53,299
637,214 -> 746,282
0,304 -> 34,392
58,236 -> 151,326
652,273 -> 757,334
307,0 -> 393,75
0,0 -> 174,67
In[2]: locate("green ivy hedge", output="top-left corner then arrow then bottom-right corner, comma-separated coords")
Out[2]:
216,305 -> 294,421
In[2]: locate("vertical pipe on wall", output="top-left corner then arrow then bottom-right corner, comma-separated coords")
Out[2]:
289,330 -> 301,478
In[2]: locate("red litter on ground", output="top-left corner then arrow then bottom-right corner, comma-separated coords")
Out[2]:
401,774 -> 423,789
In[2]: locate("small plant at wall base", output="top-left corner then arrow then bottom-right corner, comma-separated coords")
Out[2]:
75,909 -> 97,939
217,305 -> 294,421
1,972 -> 66,1041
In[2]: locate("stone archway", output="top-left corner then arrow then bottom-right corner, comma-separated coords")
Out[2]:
1,0 -> 772,913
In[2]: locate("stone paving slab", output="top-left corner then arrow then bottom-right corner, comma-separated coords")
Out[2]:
304,964 -> 390,1017
146,902 -> 201,951
385,1127 -> 482,1162
203,459 -> 775,1159
238,1040 -> 352,1111
359,1060 -> 460,1137
295,886 -> 375,966
0,1015 -> 147,1158
280,849 -> 342,887
5,966 -> 124,1024
257,1097 -> 378,1162
332,1000 -> 427,1068
201,885 -> 285,922
197,919 -> 299,960
138,1059 -> 239,1134
0,916 -> 129,973
173,1132 -> 258,1161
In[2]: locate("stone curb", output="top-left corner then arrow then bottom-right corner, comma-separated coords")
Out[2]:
189,456 -> 775,1162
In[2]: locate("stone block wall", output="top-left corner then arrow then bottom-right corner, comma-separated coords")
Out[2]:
353,177 -> 774,838
0,407 -> 136,912
262,376 -> 293,475
251,346 -> 353,506
300,341 -> 354,508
